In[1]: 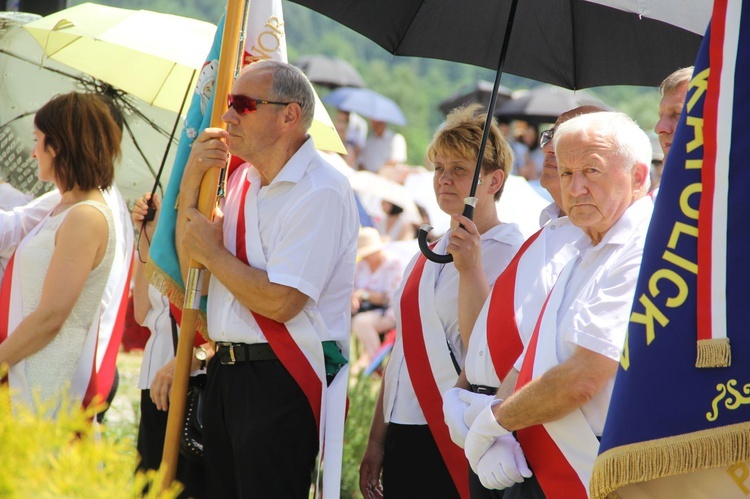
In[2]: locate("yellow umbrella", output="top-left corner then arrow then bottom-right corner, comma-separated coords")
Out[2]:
23,3 -> 215,113
23,2 -> 345,154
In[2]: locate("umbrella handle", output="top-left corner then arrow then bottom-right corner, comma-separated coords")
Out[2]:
417,198 -> 476,263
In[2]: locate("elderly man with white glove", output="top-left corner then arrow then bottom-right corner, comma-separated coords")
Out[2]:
464,112 -> 653,498
445,106 -> 603,497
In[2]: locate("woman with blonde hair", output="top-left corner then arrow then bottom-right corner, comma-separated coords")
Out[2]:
360,104 -> 524,498
0,92 -> 120,416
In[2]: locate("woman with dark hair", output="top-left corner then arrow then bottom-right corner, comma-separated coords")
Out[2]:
0,92 -> 120,416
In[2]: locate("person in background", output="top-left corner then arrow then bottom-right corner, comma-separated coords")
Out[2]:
358,119 -> 407,173
334,109 -> 368,168
377,200 -> 416,243
359,104 -> 524,499
653,66 -> 692,199
0,189 -> 59,281
131,192 -> 207,498
351,227 -> 404,370
654,67 -> 692,164
0,179 -> 33,210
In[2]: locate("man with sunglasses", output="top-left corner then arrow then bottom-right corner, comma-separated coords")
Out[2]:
177,60 -> 359,497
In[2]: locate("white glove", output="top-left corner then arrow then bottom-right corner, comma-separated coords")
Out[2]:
458,389 -> 494,429
476,433 -> 532,489
465,400 -> 509,474
443,387 -> 471,448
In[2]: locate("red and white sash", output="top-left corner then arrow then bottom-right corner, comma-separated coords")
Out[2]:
514,261 -> 600,498
485,229 -> 543,382
400,235 -> 469,497
78,187 -> 134,407
228,164 -> 346,498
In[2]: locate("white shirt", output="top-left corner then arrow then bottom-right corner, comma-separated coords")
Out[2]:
539,202 -> 562,227
138,284 -> 204,389
354,251 -> 405,305
207,138 -> 360,345
138,285 -> 176,389
384,223 -> 524,424
0,183 -> 33,210
551,196 -> 653,435
467,215 -> 581,386
0,190 -> 61,281
359,128 -> 407,173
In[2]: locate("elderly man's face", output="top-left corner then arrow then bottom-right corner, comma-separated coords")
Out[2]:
557,130 -> 639,243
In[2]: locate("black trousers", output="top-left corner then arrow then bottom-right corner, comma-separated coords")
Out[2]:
136,390 -> 207,498
469,467 -> 505,499
382,423 -> 460,499
202,357 -> 319,498
500,473 -> 546,499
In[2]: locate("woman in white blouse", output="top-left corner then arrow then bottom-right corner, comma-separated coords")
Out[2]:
359,105 -> 524,499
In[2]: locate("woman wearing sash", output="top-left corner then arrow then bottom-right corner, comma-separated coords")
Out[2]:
0,92 -> 119,416
359,105 -> 524,499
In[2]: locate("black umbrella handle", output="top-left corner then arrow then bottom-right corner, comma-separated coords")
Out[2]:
418,197 -> 477,263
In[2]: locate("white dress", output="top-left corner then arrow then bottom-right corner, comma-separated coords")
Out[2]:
17,200 -> 115,405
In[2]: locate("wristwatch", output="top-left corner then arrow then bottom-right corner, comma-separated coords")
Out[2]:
195,346 -> 208,370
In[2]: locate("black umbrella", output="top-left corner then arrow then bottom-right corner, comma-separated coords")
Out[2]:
438,80 -> 512,116
495,85 -> 612,126
290,0 -> 712,262
294,54 -> 366,88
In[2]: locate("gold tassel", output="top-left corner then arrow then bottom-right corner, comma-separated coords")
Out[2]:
590,422 -> 750,499
145,258 -> 209,341
696,338 -> 731,368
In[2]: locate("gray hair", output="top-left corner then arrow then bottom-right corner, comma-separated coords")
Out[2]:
252,59 -> 315,131
659,67 -> 693,96
554,112 -> 652,191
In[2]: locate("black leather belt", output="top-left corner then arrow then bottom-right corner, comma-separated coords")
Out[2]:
470,384 -> 498,395
215,342 -> 278,365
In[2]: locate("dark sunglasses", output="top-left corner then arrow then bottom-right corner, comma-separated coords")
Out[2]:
539,127 -> 556,149
227,94 -> 292,115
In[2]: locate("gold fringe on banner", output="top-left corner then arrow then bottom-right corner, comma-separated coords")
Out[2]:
696,338 -> 731,368
145,258 -> 209,341
590,422 -> 750,499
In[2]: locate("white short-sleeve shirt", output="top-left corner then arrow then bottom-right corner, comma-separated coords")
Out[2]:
384,223 -> 524,424
359,128 -> 407,173
467,216 -> 581,387
552,196 -> 653,435
206,138 -> 360,345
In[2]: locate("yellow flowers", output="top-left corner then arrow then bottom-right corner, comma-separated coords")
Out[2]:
0,381 -> 181,498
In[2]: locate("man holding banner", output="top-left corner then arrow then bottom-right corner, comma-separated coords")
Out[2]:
464,112 -> 653,497
177,60 -> 358,497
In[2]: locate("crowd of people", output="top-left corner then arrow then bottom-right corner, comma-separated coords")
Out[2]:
0,61 -> 694,498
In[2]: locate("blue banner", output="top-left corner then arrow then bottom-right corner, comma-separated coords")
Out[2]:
592,1 -> 750,495
147,13 -> 223,313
